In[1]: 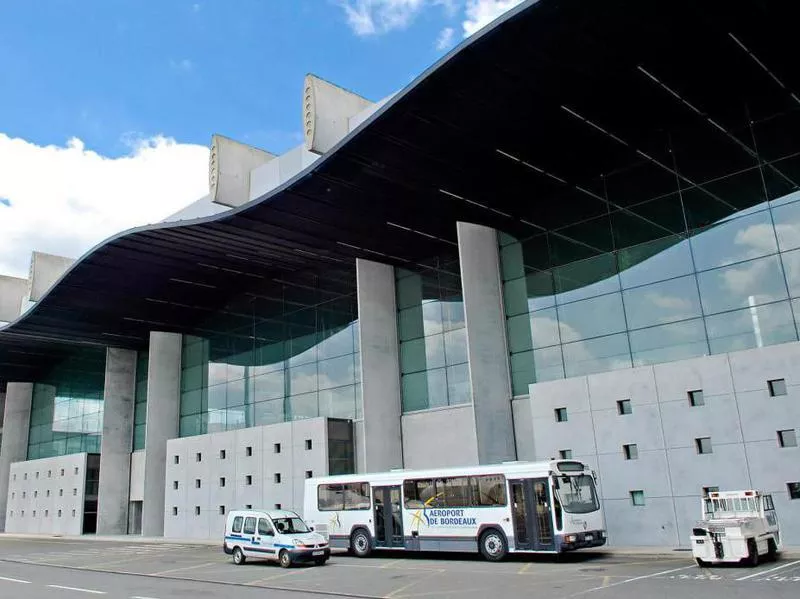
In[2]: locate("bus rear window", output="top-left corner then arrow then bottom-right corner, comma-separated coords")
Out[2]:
318,482 -> 370,511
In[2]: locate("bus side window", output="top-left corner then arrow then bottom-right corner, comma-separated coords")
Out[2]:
404,479 -> 437,508
232,516 -> 243,533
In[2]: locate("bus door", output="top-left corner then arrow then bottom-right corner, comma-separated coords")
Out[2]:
373,486 -> 404,548
510,479 -> 555,551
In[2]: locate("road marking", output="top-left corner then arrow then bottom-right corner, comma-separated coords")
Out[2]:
736,560 -> 800,581
131,596 -> 162,599
48,584 -> 106,594
601,576 -> 611,587
149,561 -> 218,576
518,562 -> 533,575
385,570 -> 443,598
566,565 -> 696,597
0,576 -> 31,584
381,559 -> 405,569
246,569 -> 305,585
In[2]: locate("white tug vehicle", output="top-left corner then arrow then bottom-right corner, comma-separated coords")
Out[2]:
691,490 -> 781,567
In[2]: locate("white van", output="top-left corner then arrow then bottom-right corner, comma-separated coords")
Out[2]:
223,509 -> 330,568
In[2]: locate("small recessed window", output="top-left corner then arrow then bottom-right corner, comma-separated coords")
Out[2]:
220,477 -> 226,487
10,493 -> 14,499
558,449 -> 572,459
275,503 -> 282,510
33,510 -> 36,517
305,439 -> 313,451
623,444 -> 638,460
74,467 -> 79,475
34,491 -> 38,498
554,407 -> 568,422
60,469 -> 65,476
172,507 -> 178,516
246,446 -> 253,457
195,479 -> 201,489
23,474 -> 26,480
72,510 -> 76,517
702,486 -> 719,497
688,390 -> 704,407
45,510 -> 49,517
617,399 -> 632,415
59,489 -> 63,497
246,475 -> 253,485
73,488 -> 77,496
196,453 -> 202,462
173,481 -> 179,490
21,510 -> 24,517
22,492 -> 26,498
36,472 -> 39,479
768,378 -> 787,397
48,470 -> 52,478
696,437 -> 713,455
788,482 -> 800,500
274,443 -> 281,454
274,473 -> 281,484
13,474 -> 16,481
174,455 -> 180,464
630,490 -> 645,506
219,449 -> 226,460
58,510 -> 62,518
195,506 -> 200,516
245,504 -> 252,509
778,429 -> 797,448
219,506 -> 226,515
46,490 -> 50,497
305,470 -> 313,479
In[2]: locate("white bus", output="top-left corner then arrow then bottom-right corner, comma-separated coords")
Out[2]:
303,460 -> 605,561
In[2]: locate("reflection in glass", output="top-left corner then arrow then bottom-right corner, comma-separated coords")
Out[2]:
557,293 -> 627,342
630,319 -> 708,366
705,301 -> 797,354
690,209 -> 776,271
562,333 -> 631,378
697,254 -> 788,314
623,276 -> 702,329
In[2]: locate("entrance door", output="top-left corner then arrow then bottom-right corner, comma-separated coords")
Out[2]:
509,479 -> 555,551
373,486 -> 403,548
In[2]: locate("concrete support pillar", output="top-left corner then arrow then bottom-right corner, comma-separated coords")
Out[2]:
141,332 -> 182,537
0,382 -> 33,531
457,222 -> 516,464
356,258 -> 403,471
97,348 -> 137,535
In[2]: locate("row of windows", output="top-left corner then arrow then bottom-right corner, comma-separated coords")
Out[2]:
8,509 -> 77,518
12,467 -> 79,481
11,488 -> 78,499
171,504 -> 282,517
174,470 -> 314,489
554,378 -> 791,422
171,440 -> 308,465
630,483 -> 800,505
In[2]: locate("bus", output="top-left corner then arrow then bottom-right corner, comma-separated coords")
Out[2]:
303,460 -> 605,561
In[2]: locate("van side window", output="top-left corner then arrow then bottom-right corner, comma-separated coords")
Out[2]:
243,516 -> 256,535
232,516 -> 243,533
258,518 -> 273,535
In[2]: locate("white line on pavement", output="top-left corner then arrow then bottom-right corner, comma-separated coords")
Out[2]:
736,560 -> 800,581
567,565 -> 697,597
0,576 -> 31,584
131,596 -> 161,599
47,584 -> 107,594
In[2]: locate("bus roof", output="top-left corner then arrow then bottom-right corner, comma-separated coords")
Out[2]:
307,460 -> 589,485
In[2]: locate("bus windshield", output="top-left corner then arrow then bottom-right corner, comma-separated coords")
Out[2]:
554,475 -> 599,514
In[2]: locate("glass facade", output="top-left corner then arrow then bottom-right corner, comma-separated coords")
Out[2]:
133,351 -> 148,450
501,104 -> 800,395
27,349 -> 106,459
178,276 -> 361,437
396,257 -> 471,412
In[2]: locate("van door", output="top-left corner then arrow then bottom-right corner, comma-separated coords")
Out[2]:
256,518 -> 277,558
241,516 -> 258,556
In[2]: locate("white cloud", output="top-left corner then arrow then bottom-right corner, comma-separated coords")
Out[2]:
169,58 -> 194,72
462,0 -> 526,37
339,0 -> 426,36
435,26 -> 455,50
0,133 -> 209,278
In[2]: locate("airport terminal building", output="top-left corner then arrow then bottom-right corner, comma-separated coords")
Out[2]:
1,0 -> 799,546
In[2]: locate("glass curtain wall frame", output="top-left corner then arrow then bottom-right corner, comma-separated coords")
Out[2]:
501,104 -> 800,396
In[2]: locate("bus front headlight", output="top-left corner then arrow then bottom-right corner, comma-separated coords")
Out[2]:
565,534 -> 577,543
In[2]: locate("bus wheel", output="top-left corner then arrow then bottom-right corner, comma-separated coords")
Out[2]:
479,529 -> 508,562
232,547 -> 246,565
351,528 -> 373,558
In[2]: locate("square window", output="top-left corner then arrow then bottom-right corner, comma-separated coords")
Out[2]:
34,491 -> 38,498
778,429 -> 798,448
60,469 -> 65,476
220,477 -> 226,487
305,439 -> 313,451
696,437 -> 713,454
58,510 -> 62,518
219,450 -> 226,460
73,488 -> 77,496
788,482 -> 800,500
768,378 -> 787,397
617,399 -> 633,415
174,456 -> 180,464
688,390 -> 704,407
559,449 -> 573,459
246,446 -> 253,457
173,481 -> 179,490
59,489 -> 63,497
22,492 -> 26,499
219,506 -> 226,515
623,444 -> 638,460
172,507 -> 178,516
45,510 -> 49,517
554,407 -> 568,422
246,475 -> 253,485
195,506 -> 200,516
72,510 -> 76,517
48,470 -> 52,478
195,479 -> 201,489
245,504 -> 253,509
630,490 -> 645,506
702,486 -> 719,497
274,473 -> 281,484
274,443 -> 281,454
33,510 -> 36,517
275,503 -> 282,510
46,490 -> 50,497
305,470 -> 313,479
196,452 -> 202,462
36,472 -> 39,479
74,467 -> 79,475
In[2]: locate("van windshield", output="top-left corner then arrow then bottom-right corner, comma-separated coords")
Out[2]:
273,517 -> 310,534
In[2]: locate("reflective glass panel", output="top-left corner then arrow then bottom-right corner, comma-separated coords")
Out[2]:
562,333 -> 632,378
623,276 -> 702,329
557,293 -> 627,342
691,209 -> 776,271
697,254 -> 788,315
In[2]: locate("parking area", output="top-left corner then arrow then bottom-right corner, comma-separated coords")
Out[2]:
0,536 -> 799,598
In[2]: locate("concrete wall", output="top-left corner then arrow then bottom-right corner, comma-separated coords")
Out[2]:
525,342 -> 800,547
163,418 -> 332,540
209,135 -> 275,208
4,453 -> 88,535
27,251 -> 75,302
0,382 -> 33,531
97,348 -> 136,535
129,450 -> 145,502
402,405 -> 479,469
303,75 -> 373,155
248,145 -> 320,202
0,275 -> 27,323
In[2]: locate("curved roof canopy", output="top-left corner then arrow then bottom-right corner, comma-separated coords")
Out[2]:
2,0 -> 799,383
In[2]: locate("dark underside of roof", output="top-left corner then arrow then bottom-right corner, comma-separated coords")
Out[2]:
2,0 -> 800,384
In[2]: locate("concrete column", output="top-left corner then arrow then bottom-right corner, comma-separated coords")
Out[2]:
141,332 -> 182,537
97,347 -> 137,535
457,222 -> 516,464
0,382 -> 33,531
356,258 -> 403,471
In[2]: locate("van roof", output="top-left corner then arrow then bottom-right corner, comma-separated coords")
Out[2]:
228,508 -> 299,519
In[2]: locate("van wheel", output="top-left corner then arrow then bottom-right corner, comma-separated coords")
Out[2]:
279,550 -> 292,568
232,547 -> 246,565
479,529 -> 508,561
314,558 -> 327,566
695,558 -> 710,568
745,539 -> 759,567
767,538 -> 778,562
350,528 -> 372,558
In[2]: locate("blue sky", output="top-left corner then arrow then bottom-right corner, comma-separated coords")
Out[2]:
0,0 -> 505,157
